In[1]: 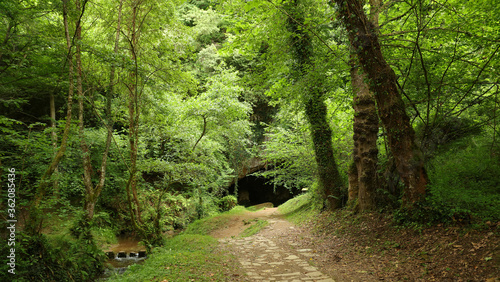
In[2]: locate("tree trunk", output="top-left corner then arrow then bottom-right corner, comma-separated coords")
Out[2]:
33,0 -> 75,204
74,0 -> 96,221
84,0 -> 124,220
49,92 -> 59,197
285,0 -> 343,209
192,115 -> 207,151
347,161 -> 359,209
27,0 -> 75,234
304,89 -> 343,209
80,0 -> 123,222
335,0 -> 428,207
350,58 -> 379,211
124,1 -> 143,230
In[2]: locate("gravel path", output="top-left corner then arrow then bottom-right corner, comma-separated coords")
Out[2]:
218,208 -> 336,282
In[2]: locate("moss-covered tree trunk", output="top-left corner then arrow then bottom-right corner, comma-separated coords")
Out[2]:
335,0 -> 428,207
124,1 -> 144,231
27,0 -> 76,234
49,92 -> 60,197
80,0 -> 122,222
74,0 -> 96,223
347,161 -> 358,206
350,59 -> 379,211
285,0 -> 343,209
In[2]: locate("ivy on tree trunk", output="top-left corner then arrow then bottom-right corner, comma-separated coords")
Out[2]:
27,0 -> 76,235
334,0 -> 428,207
285,0 -> 343,209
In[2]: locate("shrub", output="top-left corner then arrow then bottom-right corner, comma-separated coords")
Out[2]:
395,136 -> 500,226
219,195 -> 237,211
427,136 -> 500,222
0,233 -> 105,282
393,135 -> 500,226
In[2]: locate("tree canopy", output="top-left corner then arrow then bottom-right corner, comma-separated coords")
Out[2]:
0,0 -> 498,280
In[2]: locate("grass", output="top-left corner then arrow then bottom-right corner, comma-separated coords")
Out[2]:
278,193 -> 318,224
183,206 -> 247,235
240,219 -> 269,237
246,202 -> 274,211
106,234 -> 243,281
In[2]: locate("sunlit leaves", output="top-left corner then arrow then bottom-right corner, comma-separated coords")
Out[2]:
377,0 -> 499,130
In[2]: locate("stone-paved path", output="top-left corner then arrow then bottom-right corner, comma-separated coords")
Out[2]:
218,209 -> 335,282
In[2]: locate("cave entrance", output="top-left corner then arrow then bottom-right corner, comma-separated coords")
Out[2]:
228,174 -> 300,207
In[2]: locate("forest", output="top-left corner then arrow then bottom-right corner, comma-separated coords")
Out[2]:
0,0 -> 499,281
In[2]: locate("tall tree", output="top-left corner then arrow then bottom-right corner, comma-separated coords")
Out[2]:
27,0 -> 77,234
349,56 -> 379,211
334,0 -> 428,207
284,0 -> 343,209
76,0 -> 121,223
347,0 -> 382,211
86,0 -> 124,220
74,0 -> 97,226
123,0 -> 150,233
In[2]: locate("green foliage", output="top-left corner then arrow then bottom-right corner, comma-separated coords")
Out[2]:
379,0 -> 499,133
395,135 -> 500,226
255,97 -> 352,197
255,106 -> 317,191
416,117 -> 482,158
179,3 -> 225,49
278,193 -> 320,224
0,233 -> 105,282
219,195 -> 237,212
0,1 -> 498,278
427,136 -> 500,222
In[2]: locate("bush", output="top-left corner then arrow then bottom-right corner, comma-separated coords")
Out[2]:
219,195 -> 237,211
0,233 -> 105,282
393,136 -> 500,227
427,136 -> 500,222
393,135 -> 500,226
393,200 -> 470,227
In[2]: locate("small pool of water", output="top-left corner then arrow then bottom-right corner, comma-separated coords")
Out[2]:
99,237 -> 147,280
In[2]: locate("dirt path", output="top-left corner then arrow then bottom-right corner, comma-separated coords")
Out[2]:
216,205 -> 336,282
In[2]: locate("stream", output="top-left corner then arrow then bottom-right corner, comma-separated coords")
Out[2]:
99,237 -> 147,279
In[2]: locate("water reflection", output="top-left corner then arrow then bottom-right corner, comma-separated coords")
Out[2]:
99,237 -> 147,279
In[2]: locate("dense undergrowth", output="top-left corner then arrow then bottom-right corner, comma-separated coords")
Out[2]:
395,135 -> 500,227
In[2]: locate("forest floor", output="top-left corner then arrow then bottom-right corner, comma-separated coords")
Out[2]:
214,203 -> 500,281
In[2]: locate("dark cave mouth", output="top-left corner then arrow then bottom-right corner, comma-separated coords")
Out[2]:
228,175 -> 300,207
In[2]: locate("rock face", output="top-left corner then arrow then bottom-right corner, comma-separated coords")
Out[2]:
238,157 -> 268,180
227,155 -> 300,206
229,174 -> 299,207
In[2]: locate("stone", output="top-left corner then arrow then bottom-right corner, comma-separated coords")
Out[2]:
219,212 -> 335,282
306,271 -> 324,277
